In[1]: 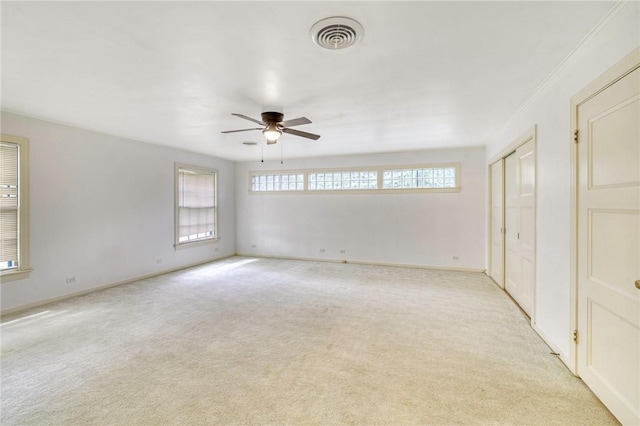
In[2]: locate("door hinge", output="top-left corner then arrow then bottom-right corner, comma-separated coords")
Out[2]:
573,129 -> 579,143
573,329 -> 578,343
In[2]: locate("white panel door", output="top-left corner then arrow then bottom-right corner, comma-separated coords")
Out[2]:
577,66 -> 640,425
490,160 -> 504,288
505,152 -> 520,301
504,140 -> 536,317
516,139 -> 536,317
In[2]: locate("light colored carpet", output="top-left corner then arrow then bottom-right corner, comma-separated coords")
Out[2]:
1,256 -> 617,425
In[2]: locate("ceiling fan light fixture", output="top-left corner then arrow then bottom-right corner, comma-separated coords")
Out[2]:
263,124 -> 282,142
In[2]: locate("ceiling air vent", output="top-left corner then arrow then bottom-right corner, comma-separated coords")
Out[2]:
310,17 -> 364,50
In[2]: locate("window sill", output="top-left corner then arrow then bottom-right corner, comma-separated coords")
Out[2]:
174,238 -> 219,251
1,268 -> 32,283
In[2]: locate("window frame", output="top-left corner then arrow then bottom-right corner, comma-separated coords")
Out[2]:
308,169 -> 378,191
250,171 -> 305,192
174,163 -> 218,249
1,134 -> 31,282
381,163 -> 460,191
249,162 -> 461,194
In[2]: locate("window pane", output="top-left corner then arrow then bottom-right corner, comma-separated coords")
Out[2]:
177,167 -> 216,243
251,173 -> 304,192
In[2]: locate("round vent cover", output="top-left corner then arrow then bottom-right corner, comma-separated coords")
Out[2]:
310,17 -> 363,50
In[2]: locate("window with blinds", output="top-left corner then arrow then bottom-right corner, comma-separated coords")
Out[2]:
1,142 -> 19,271
1,134 -> 29,280
175,165 -> 217,246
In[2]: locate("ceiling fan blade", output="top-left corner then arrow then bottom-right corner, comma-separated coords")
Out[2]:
231,113 -> 264,125
282,127 -> 321,140
221,128 -> 263,134
280,117 -> 311,127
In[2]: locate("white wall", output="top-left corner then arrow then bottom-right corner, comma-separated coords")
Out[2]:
0,112 -> 236,312
486,2 -> 640,359
236,147 -> 486,271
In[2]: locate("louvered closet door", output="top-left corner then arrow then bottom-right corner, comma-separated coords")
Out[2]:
577,65 -> 640,425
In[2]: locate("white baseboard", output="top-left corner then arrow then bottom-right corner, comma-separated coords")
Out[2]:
235,252 -> 486,273
1,254 -> 235,317
532,321 -> 575,375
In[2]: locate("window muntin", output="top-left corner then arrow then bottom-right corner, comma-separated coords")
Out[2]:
308,171 -> 377,190
175,165 -> 217,246
251,173 -> 303,192
1,134 -> 30,280
382,166 -> 457,189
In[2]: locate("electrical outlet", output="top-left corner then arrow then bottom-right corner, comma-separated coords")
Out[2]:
340,249 -> 346,254
66,277 -> 76,284
251,244 -> 256,249
156,258 -> 162,264
452,256 -> 460,261
320,248 -> 326,253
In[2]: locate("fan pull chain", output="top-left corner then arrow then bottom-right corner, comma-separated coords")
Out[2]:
280,140 -> 284,164
261,140 -> 264,163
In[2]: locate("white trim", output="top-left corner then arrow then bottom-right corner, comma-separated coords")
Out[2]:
532,321 -> 572,372
235,253 -> 485,274
0,269 -> 33,283
487,126 -> 536,166
0,255 -> 235,317
569,46 -> 640,376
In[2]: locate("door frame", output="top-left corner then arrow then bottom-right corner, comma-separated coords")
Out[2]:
488,126 -> 537,322
569,47 -> 640,376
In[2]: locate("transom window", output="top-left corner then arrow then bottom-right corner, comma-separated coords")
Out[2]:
382,167 -> 457,189
308,171 -> 377,190
249,163 -> 460,193
251,173 -> 304,192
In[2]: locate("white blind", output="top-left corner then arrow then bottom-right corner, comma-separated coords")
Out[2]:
0,143 -> 19,266
178,168 -> 216,243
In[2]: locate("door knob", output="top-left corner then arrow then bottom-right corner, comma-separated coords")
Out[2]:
636,280 -> 640,289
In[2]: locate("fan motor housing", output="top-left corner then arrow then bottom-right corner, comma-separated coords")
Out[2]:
261,111 -> 284,124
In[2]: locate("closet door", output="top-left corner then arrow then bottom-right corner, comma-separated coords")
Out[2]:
490,160 -> 504,288
504,140 -> 536,317
504,152 -> 520,306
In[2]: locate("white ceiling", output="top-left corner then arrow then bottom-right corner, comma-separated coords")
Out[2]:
1,1 -> 616,161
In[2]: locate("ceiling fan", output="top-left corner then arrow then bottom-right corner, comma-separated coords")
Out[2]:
221,112 -> 320,144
